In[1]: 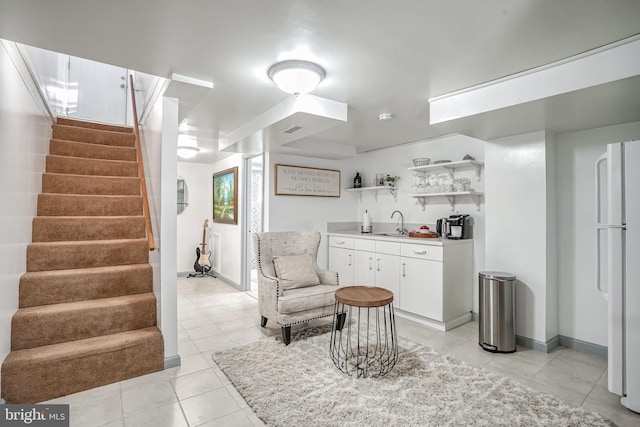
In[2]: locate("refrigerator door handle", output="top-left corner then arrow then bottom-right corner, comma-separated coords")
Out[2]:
595,152 -> 608,226
595,226 -> 608,300
595,151 -> 609,299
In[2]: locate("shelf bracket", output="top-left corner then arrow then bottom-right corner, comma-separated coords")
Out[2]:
415,196 -> 427,211
443,167 -> 455,181
470,194 -> 482,211
472,164 -> 482,181
445,195 -> 456,211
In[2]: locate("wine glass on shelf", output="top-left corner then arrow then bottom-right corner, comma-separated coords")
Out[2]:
420,174 -> 430,193
411,174 -> 421,193
422,174 -> 432,193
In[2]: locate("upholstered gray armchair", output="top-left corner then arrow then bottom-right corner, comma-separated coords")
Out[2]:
253,231 -> 340,345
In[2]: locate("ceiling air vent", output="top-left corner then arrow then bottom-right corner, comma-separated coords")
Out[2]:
281,125 -> 303,134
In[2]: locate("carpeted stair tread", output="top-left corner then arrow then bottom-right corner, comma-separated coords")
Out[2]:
1,327 -> 164,403
32,216 -> 145,242
46,155 -> 138,177
37,193 -> 142,216
42,173 -> 140,196
56,117 -> 133,134
49,139 -> 137,161
11,293 -> 157,350
27,238 -> 149,272
42,172 -> 140,196
52,124 -> 135,147
20,264 -> 152,307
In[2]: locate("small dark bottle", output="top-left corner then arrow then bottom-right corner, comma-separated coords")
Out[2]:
353,172 -> 362,188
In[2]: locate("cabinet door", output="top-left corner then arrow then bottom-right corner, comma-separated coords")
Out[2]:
399,257 -> 443,321
354,250 -> 376,285
329,247 -> 354,287
375,253 -> 400,306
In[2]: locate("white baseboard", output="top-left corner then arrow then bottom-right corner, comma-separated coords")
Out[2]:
395,310 -> 472,331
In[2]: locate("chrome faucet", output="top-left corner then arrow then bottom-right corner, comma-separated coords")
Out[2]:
391,210 -> 408,235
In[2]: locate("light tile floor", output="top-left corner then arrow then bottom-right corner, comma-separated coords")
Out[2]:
44,276 -> 640,426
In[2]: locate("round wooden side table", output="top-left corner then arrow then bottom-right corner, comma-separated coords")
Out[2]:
329,286 -> 398,377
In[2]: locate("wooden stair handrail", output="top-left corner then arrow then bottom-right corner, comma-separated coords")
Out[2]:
129,75 -> 156,251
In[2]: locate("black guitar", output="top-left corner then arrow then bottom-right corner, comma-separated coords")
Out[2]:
194,219 -> 212,273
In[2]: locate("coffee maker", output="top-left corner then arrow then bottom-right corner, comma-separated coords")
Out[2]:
438,214 -> 473,239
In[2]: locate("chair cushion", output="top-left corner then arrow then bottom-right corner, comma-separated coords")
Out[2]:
273,254 -> 320,290
278,284 -> 337,314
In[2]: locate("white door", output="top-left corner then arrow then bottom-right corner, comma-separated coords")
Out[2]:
376,253 -> 400,306
68,56 -> 128,124
597,143 -> 625,396
623,141 -> 640,412
242,155 -> 264,292
354,250 -> 375,285
329,247 -> 354,287
400,257 -> 443,321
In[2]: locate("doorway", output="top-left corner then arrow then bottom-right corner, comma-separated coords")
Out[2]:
19,43 -> 151,126
242,154 -> 264,292
68,56 -> 129,124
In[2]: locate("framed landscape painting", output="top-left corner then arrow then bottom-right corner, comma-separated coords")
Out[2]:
213,167 -> 238,224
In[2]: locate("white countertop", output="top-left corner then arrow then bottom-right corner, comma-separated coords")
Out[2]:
327,231 -> 472,246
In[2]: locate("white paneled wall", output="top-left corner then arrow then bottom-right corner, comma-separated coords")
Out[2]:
0,41 -> 52,381
556,121 -> 640,346
484,131 -> 554,345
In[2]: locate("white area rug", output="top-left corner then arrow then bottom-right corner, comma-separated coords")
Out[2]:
212,327 -> 614,426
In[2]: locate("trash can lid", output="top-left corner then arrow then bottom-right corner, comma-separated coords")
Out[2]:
479,271 -> 516,281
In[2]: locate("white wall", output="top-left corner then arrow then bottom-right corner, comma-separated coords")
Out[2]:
139,95 -> 179,364
0,41 -> 52,386
556,121 -> 640,346
210,155 -> 244,285
545,132 -> 558,342
176,154 -> 244,286
340,134 -> 486,312
265,153 -> 356,269
19,43 -> 67,117
176,162 -> 215,274
485,131 -> 556,344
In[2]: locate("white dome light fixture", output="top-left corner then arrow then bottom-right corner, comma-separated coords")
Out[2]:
177,134 -> 200,159
177,146 -> 200,159
268,60 -> 326,95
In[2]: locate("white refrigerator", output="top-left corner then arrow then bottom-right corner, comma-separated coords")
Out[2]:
595,140 -> 640,413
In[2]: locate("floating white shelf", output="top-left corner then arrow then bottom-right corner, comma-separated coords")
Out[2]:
345,186 -> 397,202
408,191 -> 484,211
408,160 -> 484,181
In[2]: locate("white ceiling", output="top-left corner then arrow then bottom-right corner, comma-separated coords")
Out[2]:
2,1 -> 640,162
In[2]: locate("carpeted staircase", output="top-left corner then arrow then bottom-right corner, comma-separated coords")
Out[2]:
1,117 -> 164,404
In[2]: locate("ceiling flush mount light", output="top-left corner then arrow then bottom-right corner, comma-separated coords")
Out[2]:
268,60 -> 326,95
177,134 -> 200,159
177,146 -> 200,159
378,113 -> 392,121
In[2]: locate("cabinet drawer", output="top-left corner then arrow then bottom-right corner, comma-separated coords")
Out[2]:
354,238 -> 375,252
400,243 -> 443,261
375,240 -> 400,255
329,236 -> 354,249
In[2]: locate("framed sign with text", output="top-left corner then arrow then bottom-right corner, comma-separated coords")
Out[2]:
275,164 -> 340,197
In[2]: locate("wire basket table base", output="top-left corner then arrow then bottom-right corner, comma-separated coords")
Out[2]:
329,286 -> 398,378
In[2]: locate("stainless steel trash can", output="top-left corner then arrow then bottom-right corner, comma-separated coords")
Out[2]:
479,271 -> 516,353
